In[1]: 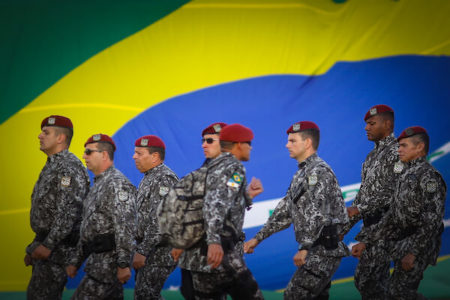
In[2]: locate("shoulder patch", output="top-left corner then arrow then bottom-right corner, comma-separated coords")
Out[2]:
308,174 -> 317,186
393,161 -> 404,174
426,180 -> 437,193
61,176 -> 71,187
159,186 -> 169,196
118,190 -> 128,201
227,172 -> 243,188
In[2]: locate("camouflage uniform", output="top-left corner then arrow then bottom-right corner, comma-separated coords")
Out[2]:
179,152 -> 263,300
26,149 -> 90,300
134,163 -> 178,300
254,153 -> 349,300
342,133 -> 400,300
360,156 -> 446,300
70,166 -> 137,300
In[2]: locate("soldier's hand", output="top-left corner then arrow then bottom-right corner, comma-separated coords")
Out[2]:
351,242 -> 366,259
24,254 -> 32,266
66,265 -> 77,278
247,177 -> 264,198
132,253 -> 146,270
401,253 -> 416,271
293,250 -> 308,267
117,267 -> 131,284
347,207 -> 360,218
31,244 -> 51,260
244,238 -> 259,254
207,243 -> 224,269
171,248 -> 184,262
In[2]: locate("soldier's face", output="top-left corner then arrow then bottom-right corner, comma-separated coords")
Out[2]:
38,126 -> 59,154
398,137 -> 423,162
202,134 -> 221,159
238,142 -> 252,161
133,147 -> 154,173
83,143 -> 103,173
365,115 -> 388,141
286,133 -> 307,161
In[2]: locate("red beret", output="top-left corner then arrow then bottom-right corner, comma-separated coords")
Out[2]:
135,135 -> 165,149
286,121 -> 319,134
219,123 -> 254,142
364,104 -> 394,121
202,122 -> 227,136
84,134 -> 116,151
398,126 -> 428,141
41,115 -> 73,130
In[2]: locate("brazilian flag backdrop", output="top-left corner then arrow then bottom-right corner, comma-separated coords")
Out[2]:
1,0 -> 449,295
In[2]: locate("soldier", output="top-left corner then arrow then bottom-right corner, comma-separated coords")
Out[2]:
172,122 -> 228,300
132,135 -> 179,300
25,115 -> 90,300
352,126 -> 446,300
179,123 -> 264,300
66,134 -> 137,300
244,121 -> 349,300
344,104 -> 399,300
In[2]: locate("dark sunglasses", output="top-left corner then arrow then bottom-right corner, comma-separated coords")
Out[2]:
241,141 -> 252,146
84,149 -> 103,155
201,138 -> 219,144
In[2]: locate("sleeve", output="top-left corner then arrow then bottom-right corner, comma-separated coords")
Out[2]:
254,196 -> 292,242
203,166 -> 244,245
113,182 -> 137,268
406,174 -> 446,257
137,175 -> 177,256
42,167 -> 87,250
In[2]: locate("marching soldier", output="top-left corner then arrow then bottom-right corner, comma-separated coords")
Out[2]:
344,105 -> 400,299
132,135 -> 178,300
66,134 -> 137,300
25,115 -> 89,300
245,121 -> 349,300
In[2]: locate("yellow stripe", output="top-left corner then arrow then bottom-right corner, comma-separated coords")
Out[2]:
19,103 -> 144,114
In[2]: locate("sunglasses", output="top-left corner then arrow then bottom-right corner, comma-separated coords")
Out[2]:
242,141 -> 252,146
201,138 -> 219,144
84,149 -> 103,155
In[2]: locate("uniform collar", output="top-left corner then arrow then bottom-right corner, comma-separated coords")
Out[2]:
298,153 -> 318,169
405,155 -> 427,167
144,163 -> 164,175
375,133 -> 396,148
94,165 -> 114,182
47,149 -> 69,163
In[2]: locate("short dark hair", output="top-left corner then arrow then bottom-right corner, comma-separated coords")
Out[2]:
220,140 -> 234,151
299,129 -> 320,150
378,111 -> 395,132
97,142 -> 115,160
411,133 -> 429,154
54,127 -> 73,147
147,146 -> 165,161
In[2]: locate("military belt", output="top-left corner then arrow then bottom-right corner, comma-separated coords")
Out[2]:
312,224 -> 339,250
362,205 -> 389,227
82,233 -> 115,255
35,230 -> 79,247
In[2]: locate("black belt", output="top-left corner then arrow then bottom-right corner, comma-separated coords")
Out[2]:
35,230 -> 79,247
312,225 -> 339,250
82,233 -> 115,255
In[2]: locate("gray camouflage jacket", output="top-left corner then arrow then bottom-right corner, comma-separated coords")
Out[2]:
27,149 -> 90,265
179,152 -> 250,272
136,163 -> 178,266
70,166 -> 137,282
344,133 -> 400,237
360,156 -> 446,264
254,153 -> 349,257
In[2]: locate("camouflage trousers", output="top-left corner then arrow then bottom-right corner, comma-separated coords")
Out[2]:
388,256 -> 428,300
354,242 -> 391,300
134,264 -> 176,300
191,251 -> 263,300
27,259 -> 67,300
284,253 -> 342,300
71,274 -> 123,300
